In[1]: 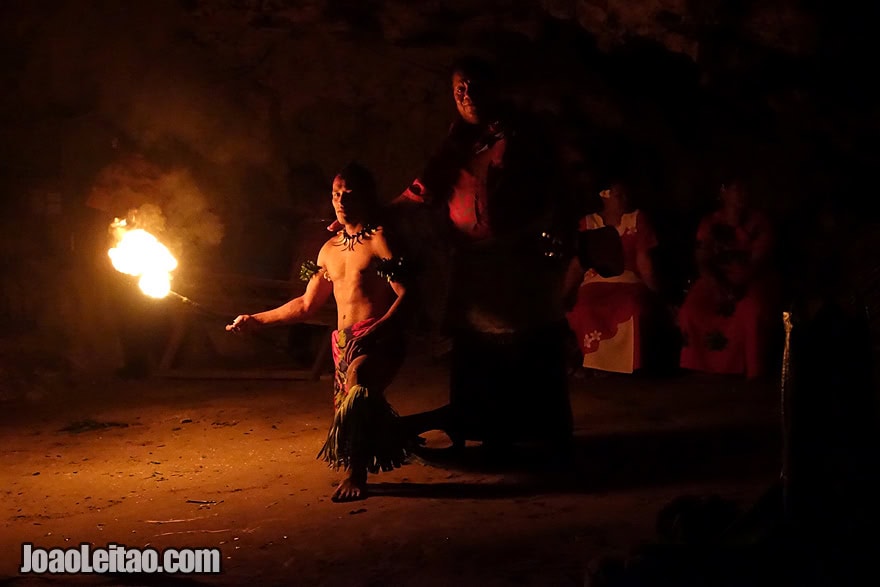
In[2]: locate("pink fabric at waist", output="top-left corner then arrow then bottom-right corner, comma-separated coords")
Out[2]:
332,317 -> 379,342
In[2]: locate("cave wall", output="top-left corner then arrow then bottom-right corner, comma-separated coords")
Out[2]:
0,0 -> 875,372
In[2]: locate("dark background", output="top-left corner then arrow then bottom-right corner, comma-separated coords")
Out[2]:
1,0 -> 877,376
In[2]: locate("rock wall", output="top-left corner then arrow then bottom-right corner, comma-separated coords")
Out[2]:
0,0 -> 875,371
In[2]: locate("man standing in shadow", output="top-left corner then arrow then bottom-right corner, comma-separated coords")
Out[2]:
395,56 -> 616,462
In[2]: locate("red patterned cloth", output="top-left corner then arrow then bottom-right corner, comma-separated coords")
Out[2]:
566,210 -> 656,373
678,210 -> 776,378
567,282 -> 648,371
318,318 -> 412,473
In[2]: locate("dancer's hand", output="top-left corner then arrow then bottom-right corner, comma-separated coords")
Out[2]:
226,314 -> 258,333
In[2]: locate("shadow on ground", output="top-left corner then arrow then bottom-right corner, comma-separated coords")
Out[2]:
374,423 -> 778,499
370,426 -> 780,499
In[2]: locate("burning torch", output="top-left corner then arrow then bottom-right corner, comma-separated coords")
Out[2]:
106,218 -> 290,352
107,218 -> 221,317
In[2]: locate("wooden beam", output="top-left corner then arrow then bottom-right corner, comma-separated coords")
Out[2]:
154,368 -> 320,380
158,307 -> 191,371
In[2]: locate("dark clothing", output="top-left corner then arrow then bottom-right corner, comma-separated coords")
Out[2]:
401,113 -> 576,249
402,109 -> 576,445
450,321 -> 574,446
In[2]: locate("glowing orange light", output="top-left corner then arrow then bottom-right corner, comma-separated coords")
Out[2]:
108,219 -> 177,298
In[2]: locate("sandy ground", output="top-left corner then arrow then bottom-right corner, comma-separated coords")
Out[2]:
0,351 -> 779,586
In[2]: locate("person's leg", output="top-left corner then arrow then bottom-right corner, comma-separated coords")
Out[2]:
449,330 -> 494,447
403,330 -> 518,450
330,354 -> 370,502
474,323 -> 573,466
479,335 -> 522,451
397,330 -> 455,439
399,404 -> 455,438
332,463 -> 368,502
522,322 -> 573,449
329,346 -> 409,502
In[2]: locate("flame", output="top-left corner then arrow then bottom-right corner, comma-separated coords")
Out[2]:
108,219 -> 177,298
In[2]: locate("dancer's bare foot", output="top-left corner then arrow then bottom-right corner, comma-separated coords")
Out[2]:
331,471 -> 367,502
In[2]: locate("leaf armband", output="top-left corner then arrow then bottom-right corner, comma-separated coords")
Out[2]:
374,256 -> 411,284
299,260 -> 323,282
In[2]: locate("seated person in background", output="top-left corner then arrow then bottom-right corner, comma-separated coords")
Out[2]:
565,180 -> 659,374
678,179 -> 776,379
